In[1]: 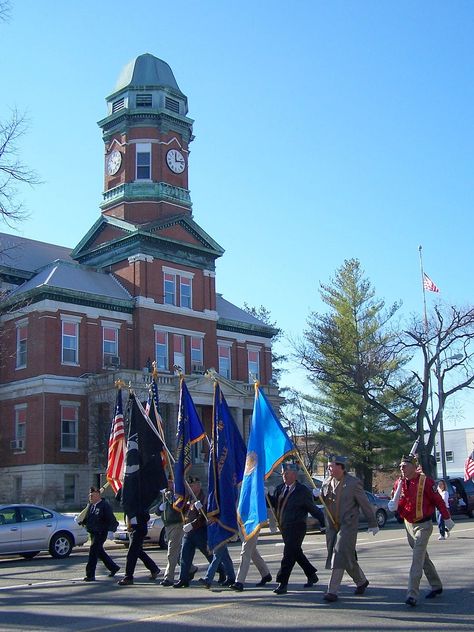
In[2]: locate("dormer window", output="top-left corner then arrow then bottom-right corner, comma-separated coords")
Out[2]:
165,96 -> 179,114
112,98 -> 125,113
136,93 -> 152,107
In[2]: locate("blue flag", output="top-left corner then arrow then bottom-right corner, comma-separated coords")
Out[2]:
237,383 -> 294,540
207,382 -> 247,551
173,377 -> 206,510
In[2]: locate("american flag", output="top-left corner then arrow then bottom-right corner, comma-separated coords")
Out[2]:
106,388 -> 126,494
464,450 -> 474,482
423,273 -> 440,293
145,373 -> 168,470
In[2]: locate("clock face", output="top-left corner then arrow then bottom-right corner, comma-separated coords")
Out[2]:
106,149 -> 122,176
166,149 -> 186,174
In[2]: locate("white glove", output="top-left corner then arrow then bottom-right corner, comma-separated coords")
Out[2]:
387,500 -> 398,512
130,516 -> 137,525
107,531 -> 114,541
445,518 -> 455,531
158,503 -> 165,512
183,522 -> 193,533
368,527 -> 379,536
266,486 -> 275,495
312,487 -> 321,498
194,500 -> 203,510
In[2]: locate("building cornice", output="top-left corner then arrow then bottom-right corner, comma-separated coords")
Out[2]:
101,181 -> 192,210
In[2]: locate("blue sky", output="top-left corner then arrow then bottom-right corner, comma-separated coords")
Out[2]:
1,1 -> 473,427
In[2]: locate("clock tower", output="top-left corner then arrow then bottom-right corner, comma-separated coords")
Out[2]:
97,53 -> 194,224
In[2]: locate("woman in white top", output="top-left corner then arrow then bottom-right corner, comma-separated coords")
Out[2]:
436,480 -> 450,540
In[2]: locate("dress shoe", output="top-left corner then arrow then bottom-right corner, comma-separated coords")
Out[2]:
108,567 -> 120,577
426,588 -> 443,599
83,576 -> 95,582
255,574 -> 272,587
198,578 -> 211,589
273,584 -> 288,595
304,573 -> 319,587
354,579 -> 369,595
323,593 -> 338,602
149,568 -> 161,580
405,597 -> 417,607
222,578 -> 235,587
160,579 -> 174,587
117,577 -> 134,586
230,582 -> 244,592
173,580 -> 189,588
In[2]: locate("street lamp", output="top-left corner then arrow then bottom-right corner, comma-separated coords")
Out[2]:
436,353 -> 463,479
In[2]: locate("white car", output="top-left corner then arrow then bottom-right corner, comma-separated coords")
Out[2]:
114,515 -> 167,549
0,504 -> 88,559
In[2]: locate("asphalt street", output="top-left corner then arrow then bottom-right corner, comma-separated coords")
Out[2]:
0,518 -> 473,632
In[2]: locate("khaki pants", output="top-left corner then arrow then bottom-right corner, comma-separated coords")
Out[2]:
164,522 -> 183,582
404,519 -> 442,600
236,532 -> 270,584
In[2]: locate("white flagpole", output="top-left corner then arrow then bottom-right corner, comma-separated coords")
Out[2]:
418,245 -> 429,331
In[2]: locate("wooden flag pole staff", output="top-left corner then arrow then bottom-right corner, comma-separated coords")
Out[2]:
293,448 -> 336,528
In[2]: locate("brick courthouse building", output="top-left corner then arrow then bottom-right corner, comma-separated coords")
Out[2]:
0,54 -> 279,507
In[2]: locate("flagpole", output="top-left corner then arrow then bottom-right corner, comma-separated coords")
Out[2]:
418,245 -> 429,331
418,246 -> 437,467
293,448 -> 337,528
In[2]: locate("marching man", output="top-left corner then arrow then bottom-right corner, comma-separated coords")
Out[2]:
389,453 -> 454,607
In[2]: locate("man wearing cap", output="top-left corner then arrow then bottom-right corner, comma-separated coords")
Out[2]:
158,477 -> 185,586
268,462 -> 325,595
321,456 -> 378,603
390,454 -> 454,607
174,476 -> 216,588
81,487 -> 120,581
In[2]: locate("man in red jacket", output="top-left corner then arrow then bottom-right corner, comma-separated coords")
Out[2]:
391,454 -> 454,607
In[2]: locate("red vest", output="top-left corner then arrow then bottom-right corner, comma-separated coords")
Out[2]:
395,474 -> 450,523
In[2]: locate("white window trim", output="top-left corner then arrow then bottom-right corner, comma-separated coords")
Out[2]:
61,318 -> 80,366
180,276 -> 193,309
155,330 -> 169,372
217,339 -> 233,348
16,320 -> 28,369
191,336 -> 204,363
154,324 -> 205,339
60,402 -> 80,452
162,265 -> 195,280
100,320 -> 121,329
135,142 -> 152,181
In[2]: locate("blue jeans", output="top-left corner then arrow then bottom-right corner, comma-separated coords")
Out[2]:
204,545 -> 235,584
179,526 -> 212,582
436,510 -> 446,537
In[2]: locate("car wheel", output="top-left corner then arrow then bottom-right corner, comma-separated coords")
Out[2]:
375,509 -> 387,528
49,532 -> 73,558
159,528 -> 168,550
20,551 -> 40,559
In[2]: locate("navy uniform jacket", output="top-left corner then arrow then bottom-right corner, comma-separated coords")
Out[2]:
84,499 -> 117,535
270,481 -> 325,531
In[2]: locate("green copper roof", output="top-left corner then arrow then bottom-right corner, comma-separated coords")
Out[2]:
113,53 -> 182,95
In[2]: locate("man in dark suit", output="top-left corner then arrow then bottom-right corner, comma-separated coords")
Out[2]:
268,462 -> 325,595
117,510 -> 161,585
81,487 -> 120,581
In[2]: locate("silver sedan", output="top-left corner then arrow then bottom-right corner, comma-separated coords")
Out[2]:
0,504 -> 88,559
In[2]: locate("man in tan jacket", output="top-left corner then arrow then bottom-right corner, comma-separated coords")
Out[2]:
321,456 -> 379,602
